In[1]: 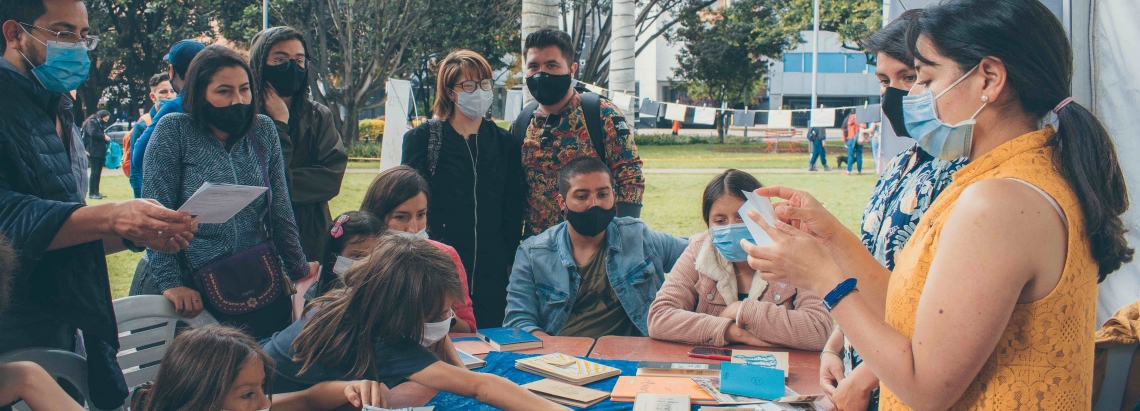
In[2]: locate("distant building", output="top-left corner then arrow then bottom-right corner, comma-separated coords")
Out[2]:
767,30 -> 880,127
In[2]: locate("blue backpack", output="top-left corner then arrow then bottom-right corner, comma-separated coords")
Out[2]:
104,141 -> 123,169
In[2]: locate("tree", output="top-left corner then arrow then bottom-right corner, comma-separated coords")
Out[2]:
783,0 -> 882,63
671,0 -> 800,142
78,0 -> 218,120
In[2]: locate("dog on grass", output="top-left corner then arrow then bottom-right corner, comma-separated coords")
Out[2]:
836,155 -> 848,169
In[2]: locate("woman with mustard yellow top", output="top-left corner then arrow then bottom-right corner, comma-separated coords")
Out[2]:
738,1 -> 1132,410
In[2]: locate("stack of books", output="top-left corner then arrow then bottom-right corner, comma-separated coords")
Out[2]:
476,327 -> 544,352
522,379 -> 610,408
636,361 -> 721,377
515,353 -> 622,385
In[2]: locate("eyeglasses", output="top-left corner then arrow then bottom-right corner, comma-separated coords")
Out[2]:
20,23 -> 99,50
452,79 -> 493,93
268,57 -> 307,68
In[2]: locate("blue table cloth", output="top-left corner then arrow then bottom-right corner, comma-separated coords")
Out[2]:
425,351 -> 704,410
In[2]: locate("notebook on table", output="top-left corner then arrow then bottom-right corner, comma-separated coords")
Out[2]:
719,363 -> 784,400
515,353 -> 622,385
636,361 -> 721,377
610,376 -> 718,404
730,350 -> 789,378
457,349 -> 486,369
522,378 -> 610,408
633,393 -> 690,411
452,336 -> 495,356
476,327 -> 543,352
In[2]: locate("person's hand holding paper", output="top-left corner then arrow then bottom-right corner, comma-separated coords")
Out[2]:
736,188 -> 846,296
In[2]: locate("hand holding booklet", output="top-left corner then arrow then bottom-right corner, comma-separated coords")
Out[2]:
176,182 -> 267,224
737,190 -> 779,246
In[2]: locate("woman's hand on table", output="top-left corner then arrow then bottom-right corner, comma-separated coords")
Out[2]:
819,351 -> 844,399
831,366 -> 878,411
341,380 -> 388,408
724,323 -> 766,346
717,301 -> 743,320
740,209 -> 846,296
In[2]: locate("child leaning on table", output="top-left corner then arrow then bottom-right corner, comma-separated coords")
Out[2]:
262,232 -> 568,411
646,169 -> 833,350
131,324 -> 385,411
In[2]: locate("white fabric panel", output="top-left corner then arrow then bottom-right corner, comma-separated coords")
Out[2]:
665,103 -> 687,121
767,110 -> 793,129
693,107 -> 717,125
379,79 -> 413,172
810,108 -> 836,128
504,89 -> 524,123
1092,0 -> 1140,325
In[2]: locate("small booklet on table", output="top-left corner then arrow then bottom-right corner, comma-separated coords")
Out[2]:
610,376 -> 718,404
515,353 -> 621,385
633,393 -> 690,411
475,327 -> 543,352
730,350 -> 789,378
456,349 -> 485,369
719,363 -> 784,401
636,361 -> 721,377
522,378 -> 610,408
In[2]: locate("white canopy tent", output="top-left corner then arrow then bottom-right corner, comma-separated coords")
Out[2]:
883,0 -> 1140,324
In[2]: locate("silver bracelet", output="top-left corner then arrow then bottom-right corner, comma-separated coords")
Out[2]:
821,349 -> 843,360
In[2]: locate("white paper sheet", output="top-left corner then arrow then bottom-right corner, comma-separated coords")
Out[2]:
767,110 -> 793,129
665,103 -> 687,121
611,92 -> 634,116
694,107 -> 717,125
584,83 -> 604,94
737,190 -> 778,247
810,108 -> 836,127
177,182 -> 268,224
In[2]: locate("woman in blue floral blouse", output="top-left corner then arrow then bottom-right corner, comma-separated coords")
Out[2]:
817,12 -> 967,411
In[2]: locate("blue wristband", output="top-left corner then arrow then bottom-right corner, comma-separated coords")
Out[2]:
823,278 -> 858,311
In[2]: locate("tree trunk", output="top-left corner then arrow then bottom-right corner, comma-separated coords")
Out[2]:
609,0 -> 635,94
521,0 -> 559,105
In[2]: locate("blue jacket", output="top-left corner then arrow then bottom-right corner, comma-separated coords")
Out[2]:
131,94 -> 182,197
504,217 -> 687,336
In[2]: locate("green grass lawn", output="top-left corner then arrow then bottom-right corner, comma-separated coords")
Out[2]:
93,166 -> 876,298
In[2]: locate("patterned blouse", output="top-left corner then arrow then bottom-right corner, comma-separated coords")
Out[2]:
143,113 -> 308,293
519,93 -> 644,235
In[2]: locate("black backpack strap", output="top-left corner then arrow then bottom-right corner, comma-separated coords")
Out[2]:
427,119 -> 443,178
512,101 -> 539,146
579,92 -> 608,166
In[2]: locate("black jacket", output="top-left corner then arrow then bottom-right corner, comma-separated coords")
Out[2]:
83,116 -> 108,158
0,64 -> 127,408
403,119 -> 524,327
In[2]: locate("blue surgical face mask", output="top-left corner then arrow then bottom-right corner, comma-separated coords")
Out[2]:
710,223 -> 754,263
902,65 -> 985,161
18,27 -> 91,93
156,98 -> 173,110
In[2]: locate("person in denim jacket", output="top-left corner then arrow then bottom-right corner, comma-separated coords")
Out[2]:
504,157 -> 686,338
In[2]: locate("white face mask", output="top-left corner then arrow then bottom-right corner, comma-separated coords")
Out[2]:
456,88 -> 493,121
415,228 -> 429,240
332,255 -> 357,277
421,310 -> 453,347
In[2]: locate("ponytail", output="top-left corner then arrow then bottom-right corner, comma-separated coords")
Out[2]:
1052,103 -> 1133,281
911,0 -> 1134,281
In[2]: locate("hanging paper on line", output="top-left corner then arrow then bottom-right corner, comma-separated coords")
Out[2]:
694,107 -> 717,125
810,108 -> 836,127
665,103 -> 687,121
767,110 -> 793,128
737,190 -> 778,247
176,182 -> 267,224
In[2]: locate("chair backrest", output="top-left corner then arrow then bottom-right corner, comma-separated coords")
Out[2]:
1094,343 -> 1140,411
113,296 -> 217,393
0,348 -> 122,411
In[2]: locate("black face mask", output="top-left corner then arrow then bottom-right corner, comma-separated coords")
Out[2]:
881,86 -> 909,138
565,205 -> 616,237
262,59 -> 308,97
202,103 -> 253,137
526,71 -> 573,106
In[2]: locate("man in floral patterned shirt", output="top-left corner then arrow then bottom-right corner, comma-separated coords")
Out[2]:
515,28 -> 644,236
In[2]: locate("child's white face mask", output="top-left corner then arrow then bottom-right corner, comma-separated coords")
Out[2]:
421,310 -> 454,347
332,255 -> 357,277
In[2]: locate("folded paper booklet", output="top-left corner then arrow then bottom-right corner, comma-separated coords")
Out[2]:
720,363 -> 784,401
177,182 -> 268,224
610,376 -> 718,405
361,407 -> 434,411
737,190 -> 779,247
637,361 -> 721,377
515,353 -> 621,385
691,377 -> 764,405
452,336 -> 495,356
476,327 -> 543,352
730,350 -> 789,378
523,378 -> 610,408
634,393 -> 691,411
457,349 -> 485,369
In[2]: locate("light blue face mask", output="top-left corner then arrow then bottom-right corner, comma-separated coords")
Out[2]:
902,65 -> 986,161
710,223 -> 754,263
18,28 -> 91,93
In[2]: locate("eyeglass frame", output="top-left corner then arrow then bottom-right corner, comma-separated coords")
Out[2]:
19,22 -> 99,51
450,79 -> 493,93
267,56 -> 309,68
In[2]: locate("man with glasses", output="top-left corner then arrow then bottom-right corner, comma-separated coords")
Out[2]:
129,39 -> 204,198
0,0 -> 197,407
250,26 -> 347,262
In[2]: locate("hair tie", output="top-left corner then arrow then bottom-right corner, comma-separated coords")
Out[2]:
1053,97 -> 1073,114
330,214 -> 351,238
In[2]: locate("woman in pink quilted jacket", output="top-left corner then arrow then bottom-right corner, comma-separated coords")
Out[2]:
647,170 -> 833,349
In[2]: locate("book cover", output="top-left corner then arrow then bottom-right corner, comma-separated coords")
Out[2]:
523,379 -> 610,407
452,336 -> 495,356
610,376 -> 718,404
730,350 -> 789,378
515,353 -> 621,385
633,393 -> 690,411
690,376 -> 764,405
636,361 -> 721,376
476,327 -> 543,351
719,363 -> 785,401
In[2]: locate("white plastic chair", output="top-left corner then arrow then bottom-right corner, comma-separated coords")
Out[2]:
0,348 -> 121,411
113,295 -> 217,401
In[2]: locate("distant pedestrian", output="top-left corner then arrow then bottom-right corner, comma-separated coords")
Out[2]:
843,113 -> 864,175
83,109 -> 111,199
807,126 -> 830,171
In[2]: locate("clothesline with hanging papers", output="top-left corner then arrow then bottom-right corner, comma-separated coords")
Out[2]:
572,79 -> 881,127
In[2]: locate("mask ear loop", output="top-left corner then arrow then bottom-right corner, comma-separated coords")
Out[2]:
935,64 -> 981,100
